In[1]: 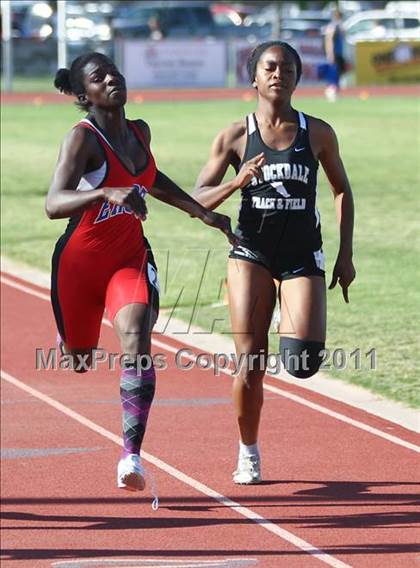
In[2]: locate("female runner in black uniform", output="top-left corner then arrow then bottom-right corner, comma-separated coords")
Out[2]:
193,42 -> 356,484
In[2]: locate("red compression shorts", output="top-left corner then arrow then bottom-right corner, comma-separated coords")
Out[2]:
51,243 -> 160,350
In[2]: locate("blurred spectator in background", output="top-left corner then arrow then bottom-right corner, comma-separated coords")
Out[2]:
324,8 -> 346,102
148,15 -> 164,40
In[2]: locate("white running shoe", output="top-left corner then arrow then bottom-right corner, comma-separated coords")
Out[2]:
325,85 -> 337,102
233,454 -> 262,485
117,454 -> 145,491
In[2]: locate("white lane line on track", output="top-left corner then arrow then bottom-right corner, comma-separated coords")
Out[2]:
51,558 -> 258,567
1,275 -> 50,301
2,274 -> 419,454
1,369 -> 351,568
152,338 -> 420,453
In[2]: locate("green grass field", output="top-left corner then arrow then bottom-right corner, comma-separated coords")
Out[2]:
1,75 -> 54,93
1,96 -> 419,407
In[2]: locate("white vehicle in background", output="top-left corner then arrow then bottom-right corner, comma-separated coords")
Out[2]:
343,9 -> 420,44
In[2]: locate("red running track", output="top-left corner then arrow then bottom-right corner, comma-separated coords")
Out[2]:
1,271 -> 420,568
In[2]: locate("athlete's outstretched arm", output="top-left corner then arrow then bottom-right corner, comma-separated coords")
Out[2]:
193,125 -> 265,210
319,123 -> 356,303
150,170 -> 207,218
150,170 -> 237,244
46,128 -> 146,219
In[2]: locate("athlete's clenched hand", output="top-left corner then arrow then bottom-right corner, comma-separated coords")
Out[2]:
200,210 -> 238,246
233,152 -> 265,189
102,185 -> 148,220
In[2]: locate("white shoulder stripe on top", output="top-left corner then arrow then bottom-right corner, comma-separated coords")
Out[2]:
79,118 -> 117,153
247,114 -> 257,135
298,111 -> 307,130
76,162 -> 107,191
76,118 -> 109,191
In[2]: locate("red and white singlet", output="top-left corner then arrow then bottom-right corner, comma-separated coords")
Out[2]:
51,117 -> 159,350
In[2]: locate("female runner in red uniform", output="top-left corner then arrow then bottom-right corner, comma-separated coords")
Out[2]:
46,52 -> 235,491
193,42 -> 356,484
